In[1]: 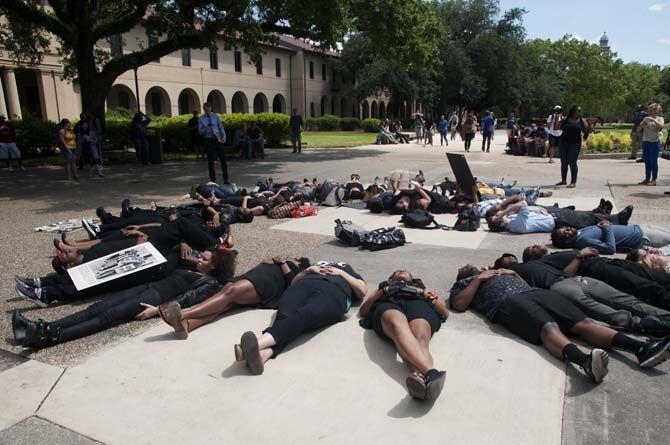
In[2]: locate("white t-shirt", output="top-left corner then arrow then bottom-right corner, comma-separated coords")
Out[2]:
547,113 -> 563,137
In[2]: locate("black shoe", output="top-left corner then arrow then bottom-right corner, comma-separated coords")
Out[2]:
617,205 -> 634,225
121,198 -> 131,217
636,158 -> 644,163
638,316 -> 670,337
22,319 -> 60,349
16,283 -> 49,308
81,219 -> 99,240
15,275 -> 40,289
580,349 -> 609,383
12,310 -> 33,345
637,336 -> 670,368
96,207 -> 115,224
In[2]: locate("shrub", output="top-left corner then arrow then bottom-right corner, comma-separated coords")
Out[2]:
587,131 -> 631,152
13,114 -> 59,156
105,117 -> 133,150
339,117 -> 361,131
305,114 -> 341,131
361,118 -> 381,133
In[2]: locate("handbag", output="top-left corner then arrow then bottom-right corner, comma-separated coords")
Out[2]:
290,205 -> 318,218
361,227 -> 406,251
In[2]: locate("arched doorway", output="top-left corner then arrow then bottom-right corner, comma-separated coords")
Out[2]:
361,100 -> 369,119
178,88 -> 201,115
272,94 -> 286,113
231,91 -> 249,114
371,101 -> 378,119
320,96 -> 328,116
253,93 -> 268,113
207,90 -> 226,113
379,102 -> 386,119
340,98 -> 347,117
331,97 -> 336,115
310,102 -> 315,117
106,84 -> 137,111
145,86 -> 172,116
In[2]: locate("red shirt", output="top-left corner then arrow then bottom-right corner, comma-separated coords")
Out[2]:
0,121 -> 16,143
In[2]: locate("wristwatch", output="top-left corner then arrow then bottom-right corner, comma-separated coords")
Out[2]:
576,252 -> 585,260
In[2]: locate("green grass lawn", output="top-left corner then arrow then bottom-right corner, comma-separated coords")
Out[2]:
302,131 -> 375,148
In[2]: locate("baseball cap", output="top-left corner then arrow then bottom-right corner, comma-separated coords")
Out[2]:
553,105 -> 562,111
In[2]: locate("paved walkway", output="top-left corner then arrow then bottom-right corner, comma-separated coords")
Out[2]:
1,134 -> 668,444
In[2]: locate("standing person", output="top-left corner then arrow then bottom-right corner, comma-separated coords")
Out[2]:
638,103 -> 664,187
77,118 -> 97,176
449,111 -> 459,141
0,113 -> 25,172
129,112 -> 151,166
187,110 -> 203,160
73,113 -> 87,170
423,113 -> 435,146
546,106 -> 563,164
87,112 -> 104,177
481,111 -> 494,152
557,106 -> 590,189
506,112 -> 516,138
289,109 -> 303,153
630,105 -> 647,161
198,102 -> 228,183
57,119 -> 78,181
414,114 -> 424,144
462,112 -> 478,153
437,115 -> 449,147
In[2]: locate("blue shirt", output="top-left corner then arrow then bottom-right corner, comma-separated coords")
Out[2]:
438,119 -> 449,132
482,116 -> 495,133
632,111 -> 648,131
575,225 -> 643,254
198,113 -> 226,142
448,115 -> 459,126
507,206 -> 555,234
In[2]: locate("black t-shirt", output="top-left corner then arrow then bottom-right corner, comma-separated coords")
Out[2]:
304,261 -> 363,302
510,260 -> 570,289
538,251 -> 578,270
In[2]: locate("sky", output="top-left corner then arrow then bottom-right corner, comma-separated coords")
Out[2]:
498,0 -> 670,66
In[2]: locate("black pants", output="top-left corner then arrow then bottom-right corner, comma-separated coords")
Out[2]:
580,259 -> 670,312
439,131 -> 449,146
464,133 -> 475,151
264,279 -> 347,355
552,208 -> 624,229
482,131 -> 492,151
204,138 -> 229,183
99,215 -> 165,235
559,141 -> 581,184
49,270 -> 198,344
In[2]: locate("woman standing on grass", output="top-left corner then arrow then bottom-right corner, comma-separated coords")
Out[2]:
638,103 -> 664,187
556,106 -> 590,189
57,119 -> 78,181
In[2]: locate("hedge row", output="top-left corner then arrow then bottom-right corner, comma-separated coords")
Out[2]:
304,115 -> 364,131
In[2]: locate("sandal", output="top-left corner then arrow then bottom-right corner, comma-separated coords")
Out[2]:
405,372 -> 427,400
424,369 -> 447,401
566,183 -> 576,189
555,181 -> 567,186
159,301 -> 187,340
239,331 -> 264,375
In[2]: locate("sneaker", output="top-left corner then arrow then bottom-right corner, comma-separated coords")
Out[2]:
638,316 -> 670,337
81,219 -> 99,240
637,336 -> 670,368
15,276 -> 40,288
636,158 -> 644,163
15,284 -> 49,308
374,176 -> 381,186
581,349 -> 609,383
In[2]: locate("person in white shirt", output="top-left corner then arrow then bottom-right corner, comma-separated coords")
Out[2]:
546,105 -> 563,164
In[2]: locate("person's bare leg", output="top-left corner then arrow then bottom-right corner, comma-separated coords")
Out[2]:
181,280 -> 259,321
539,322 -> 573,359
381,310 -> 432,374
569,319 -> 616,349
409,318 -> 434,370
62,238 -> 101,250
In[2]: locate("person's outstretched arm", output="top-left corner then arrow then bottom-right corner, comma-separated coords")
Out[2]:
359,288 -> 384,317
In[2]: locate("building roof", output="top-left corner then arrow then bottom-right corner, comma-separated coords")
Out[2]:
274,34 -> 339,57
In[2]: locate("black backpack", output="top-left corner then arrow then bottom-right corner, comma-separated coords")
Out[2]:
361,227 -> 406,251
453,207 -> 481,231
400,209 -> 449,230
334,219 -> 370,247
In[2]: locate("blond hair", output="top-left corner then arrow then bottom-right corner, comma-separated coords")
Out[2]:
648,103 -> 662,114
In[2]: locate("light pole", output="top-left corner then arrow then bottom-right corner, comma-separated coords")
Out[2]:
133,67 -> 140,112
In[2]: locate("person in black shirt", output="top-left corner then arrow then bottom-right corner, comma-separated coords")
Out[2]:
289,109 -> 303,153
233,261 -> 367,375
187,111 -> 203,160
12,249 -> 237,348
450,265 -> 670,383
359,270 -> 449,401
158,256 -> 310,339
494,250 -> 670,336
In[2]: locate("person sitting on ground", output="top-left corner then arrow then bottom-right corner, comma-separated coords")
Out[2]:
487,198 -> 633,234
551,221 -> 670,254
246,124 -> 265,160
390,121 -> 410,144
376,125 -> 397,145
493,251 -> 670,336
522,245 -> 670,313
359,270 -> 449,401
528,124 -> 549,157
159,256 -> 310,339
449,265 -> 670,383
233,260 -> 367,375
12,249 -> 237,348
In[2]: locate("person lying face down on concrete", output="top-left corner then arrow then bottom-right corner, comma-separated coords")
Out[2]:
233,261 -> 367,376
522,245 -> 670,314
12,249 -> 237,348
158,256 -> 311,339
449,265 -> 670,383
492,250 -> 670,336
358,270 -> 449,401
15,217 -> 233,308
551,220 -> 670,255
486,197 -> 633,234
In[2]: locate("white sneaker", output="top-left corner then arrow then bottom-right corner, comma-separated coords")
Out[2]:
8,166 -> 13,172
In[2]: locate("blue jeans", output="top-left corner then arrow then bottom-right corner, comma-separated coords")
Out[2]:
292,130 -> 302,152
642,141 -> 660,181
559,141 -> 581,184
489,184 -> 539,205
250,139 -> 265,159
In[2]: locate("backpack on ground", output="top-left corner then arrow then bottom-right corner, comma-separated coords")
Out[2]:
426,190 -> 454,214
317,179 -> 344,207
400,209 -> 449,230
453,206 -> 481,231
362,227 -> 406,251
334,219 -> 370,246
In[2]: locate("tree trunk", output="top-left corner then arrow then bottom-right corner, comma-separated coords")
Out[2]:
79,76 -> 111,128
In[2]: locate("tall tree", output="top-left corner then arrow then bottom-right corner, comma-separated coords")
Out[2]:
0,0 -> 350,121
